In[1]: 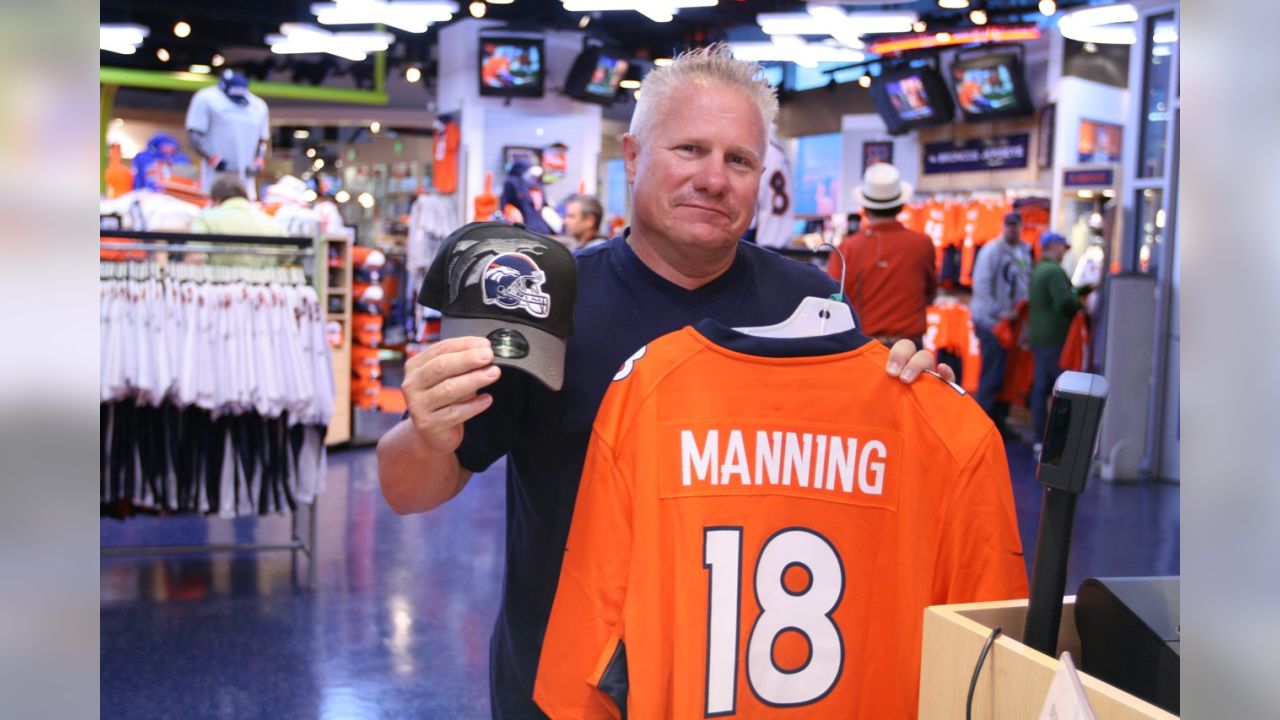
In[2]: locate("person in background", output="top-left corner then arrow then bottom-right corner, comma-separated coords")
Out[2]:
829,162 -> 936,349
376,44 -> 950,719
1028,232 -> 1082,452
970,211 -> 1032,437
499,158 -> 552,234
562,194 -> 608,250
190,174 -> 283,236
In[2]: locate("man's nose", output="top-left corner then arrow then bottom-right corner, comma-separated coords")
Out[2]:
691,156 -> 730,196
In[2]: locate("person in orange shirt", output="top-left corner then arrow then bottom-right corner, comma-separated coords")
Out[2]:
830,163 -> 937,348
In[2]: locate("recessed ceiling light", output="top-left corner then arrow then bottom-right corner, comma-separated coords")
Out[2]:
211,53 -> 225,67
859,74 -> 871,88
469,1 -> 486,18
156,47 -> 170,62
174,21 -> 191,38
405,66 -> 422,83
938,0 -> 970,9
189,64 -> 211,74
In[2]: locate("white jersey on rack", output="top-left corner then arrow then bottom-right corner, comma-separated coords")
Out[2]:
185,86 -> 270,199
753,136 -> 795,249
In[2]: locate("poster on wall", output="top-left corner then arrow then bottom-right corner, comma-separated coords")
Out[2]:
503,145 -> 542,173
1077,118 -> 1123,164
862,141 -> 894,173
1038,104 -> 1055,169
541,143 -> 568,184
923,134 -> 1030,174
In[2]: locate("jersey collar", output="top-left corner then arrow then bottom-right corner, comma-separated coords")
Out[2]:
692,317 -> 871,358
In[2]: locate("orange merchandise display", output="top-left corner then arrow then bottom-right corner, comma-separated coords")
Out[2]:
104,144 -> 134,198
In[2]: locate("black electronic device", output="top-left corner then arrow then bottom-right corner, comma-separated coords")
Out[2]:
949,46 -> 1035,122
1023,372 -> 1109,656
565,45 -> 631,105
1076,576 -> 1180,715
478,35 -> 545,99
869,62 -> 954,135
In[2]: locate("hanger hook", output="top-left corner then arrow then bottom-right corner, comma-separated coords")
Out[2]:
818,241 -> 847,302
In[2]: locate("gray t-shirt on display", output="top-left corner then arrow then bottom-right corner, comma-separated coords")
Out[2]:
185,86 -> 269,199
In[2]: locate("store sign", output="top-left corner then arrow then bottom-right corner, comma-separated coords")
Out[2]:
924,134 -> 1030,174
1063,168 -> 1115,187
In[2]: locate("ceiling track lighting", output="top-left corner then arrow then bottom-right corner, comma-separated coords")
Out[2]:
937,0 -> 970,9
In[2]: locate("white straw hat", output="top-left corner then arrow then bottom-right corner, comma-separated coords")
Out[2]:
855,163 -> 913,210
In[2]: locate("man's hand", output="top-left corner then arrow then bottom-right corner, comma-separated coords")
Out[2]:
402,336 -> 502,454
885,340 -> 956,385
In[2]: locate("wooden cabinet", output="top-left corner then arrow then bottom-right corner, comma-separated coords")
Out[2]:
323,232 -> 353,446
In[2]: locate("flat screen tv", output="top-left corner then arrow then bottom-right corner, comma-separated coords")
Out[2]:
870,65 -> 954,135
478,36 -> 545,99
949,50 -> 1034,121
566,46 -> 631,105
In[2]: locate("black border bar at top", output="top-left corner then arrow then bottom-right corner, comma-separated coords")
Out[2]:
99,230 -> 315,248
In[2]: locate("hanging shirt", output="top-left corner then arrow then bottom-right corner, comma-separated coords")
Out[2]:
534,319 -> 1028,719
185,86 -> 270,198
752,137 -> 795,249
432,120 -> 461,194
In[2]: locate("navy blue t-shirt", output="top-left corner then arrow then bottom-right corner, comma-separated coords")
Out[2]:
455,233 -> 839,719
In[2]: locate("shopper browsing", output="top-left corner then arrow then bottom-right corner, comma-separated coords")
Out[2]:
829,162 -> 937,349
561,194 -> 608,250
1028,232 -> 1083,450
970,211 -> 1032,436
376,44 -> 950,719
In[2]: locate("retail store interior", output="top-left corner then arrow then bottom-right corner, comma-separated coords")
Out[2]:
100,1 -> 1181,717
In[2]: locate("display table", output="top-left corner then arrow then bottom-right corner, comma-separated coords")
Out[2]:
918,598 -> 1177,719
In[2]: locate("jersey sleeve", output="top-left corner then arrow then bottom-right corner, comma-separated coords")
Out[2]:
185,90 -> 210,134
932,426 -> 1029,603
534,427 -> 633,720
454,370 -> 529,474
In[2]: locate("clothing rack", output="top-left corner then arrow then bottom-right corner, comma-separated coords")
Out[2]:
99,229 -> 323,588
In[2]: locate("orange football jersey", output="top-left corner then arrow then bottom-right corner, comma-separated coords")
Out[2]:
534,321 -> 1028,719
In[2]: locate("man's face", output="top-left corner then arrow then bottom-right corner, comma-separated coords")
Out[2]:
1003,220 -> 1022,242
623,82 -> 765,259
1044,243 -> 1068,262
564,200 -> 593,242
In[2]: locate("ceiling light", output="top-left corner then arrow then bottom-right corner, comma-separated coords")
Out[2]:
469,1 -> 486,17
619,78 -> 640,89
490,0 -> 515,4
1038,0 -> 1056,15
858,74 -> 871,88
304,189 -> 319,203
174,21 -> 192,38
938,0 -> 969,9
314,158 -> 326,169
294,129 -> 311,139
1058,3 -> 1138,45
335,190 -> 351,203
311,0 -> 457,34
370,121 -> 382,134
100,23 -> 149,55
358,192 -> 375,208
912,20 -> 926,33
306,147 -> 318,157
266,23 -> 394,61
970,9 -> 987,26
1152,25 -> 1179,44
579,15 -> 591,28
730,40 -> 864,68
560,1 -> 716,24
935,32 -> 952,42
653,57 -> 673,67
156,47 -> 170,62
405,66 -> 422,83
189,64 -> 212,74
211,53 -> 225,67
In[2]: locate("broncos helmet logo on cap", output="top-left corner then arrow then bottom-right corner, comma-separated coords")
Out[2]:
482,252 -> 551,318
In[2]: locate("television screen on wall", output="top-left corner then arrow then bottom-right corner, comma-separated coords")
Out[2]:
478,36 -> 545,99
949,50 -> 1034,121
870,65 -> 954,135
565,46 -> 630,105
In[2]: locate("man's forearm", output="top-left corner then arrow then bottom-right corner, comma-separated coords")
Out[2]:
376,419 -> 473,514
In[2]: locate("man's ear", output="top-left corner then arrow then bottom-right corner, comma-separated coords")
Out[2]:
622,133 -> 640,184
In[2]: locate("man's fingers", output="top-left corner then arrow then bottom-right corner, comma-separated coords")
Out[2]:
936,363 -> 957,384
423,365 -> 502,413
885,339 -> 918,377
405,343 -> 497,393
405,336 -> 490,373
426,393 -> 495,429
899,349 -> 938,383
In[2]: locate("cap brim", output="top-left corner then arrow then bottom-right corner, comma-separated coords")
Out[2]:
441,316 -> 566,391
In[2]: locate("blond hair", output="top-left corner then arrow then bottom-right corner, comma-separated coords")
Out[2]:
629,43 -> 778,144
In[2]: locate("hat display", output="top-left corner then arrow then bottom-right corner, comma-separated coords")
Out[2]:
419,222 -> 577,391
855,162 -> 913,210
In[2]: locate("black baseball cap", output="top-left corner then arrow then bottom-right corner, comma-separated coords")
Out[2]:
419,221 -> 577,391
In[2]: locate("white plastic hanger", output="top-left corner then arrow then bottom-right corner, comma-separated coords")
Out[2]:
735,243 -> 856,339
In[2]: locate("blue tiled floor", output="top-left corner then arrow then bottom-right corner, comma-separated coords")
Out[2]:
101,428 -> 1179,719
